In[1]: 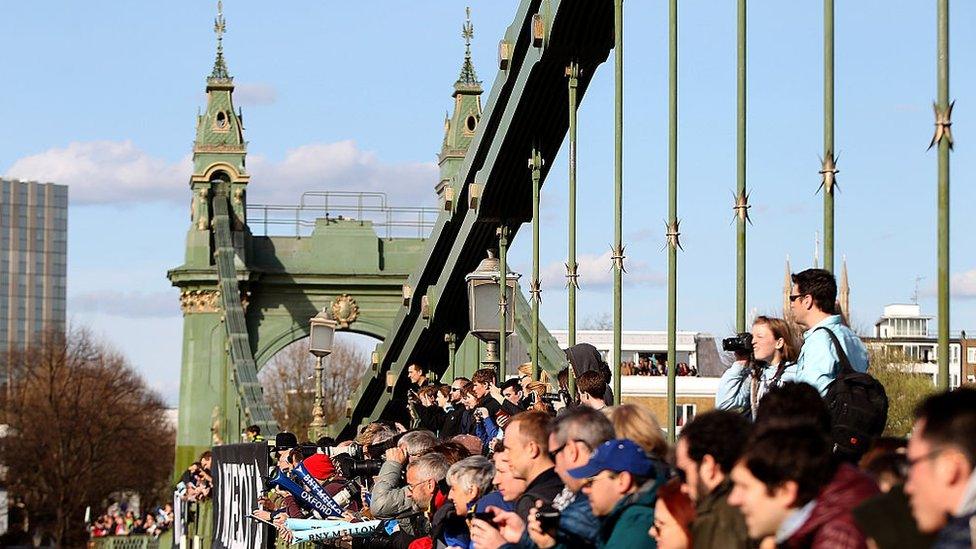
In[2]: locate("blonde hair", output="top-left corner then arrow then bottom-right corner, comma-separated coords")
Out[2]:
608,403 -> 669,458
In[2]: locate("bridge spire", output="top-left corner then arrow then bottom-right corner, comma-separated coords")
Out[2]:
456,8 -> 480,89
436,7 -> 484,198
210,0 -> 231,81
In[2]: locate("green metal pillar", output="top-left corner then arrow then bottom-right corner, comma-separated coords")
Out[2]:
936,0 -> 950,389
611,0 -> 623,406
498,226 -> 509,380
446,333 -> 457,381
735,0 -> 747,333
566,62 -> 580,397
666,0 -> 679,443
822,0 -> 835,273
530,149 -> 542,380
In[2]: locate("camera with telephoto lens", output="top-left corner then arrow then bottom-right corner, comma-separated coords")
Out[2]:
535,505 -> 560,531
323,442 -> 364,460
531,389 -> 571,406
722,332 -> 754,354
332,454 -> 383,479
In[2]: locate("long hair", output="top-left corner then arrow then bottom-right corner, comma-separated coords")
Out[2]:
657,478 -> 696,544
752,315 -> 800,364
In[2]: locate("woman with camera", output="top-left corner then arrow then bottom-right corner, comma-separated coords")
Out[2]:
460,383 -> 499,451
715,315 -> 799,419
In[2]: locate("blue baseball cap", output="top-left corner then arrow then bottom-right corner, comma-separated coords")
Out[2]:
568,439 -> 657,479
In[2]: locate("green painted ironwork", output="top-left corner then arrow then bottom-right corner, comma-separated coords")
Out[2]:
212,190 -> 277,434
530,148 -> 543,380
87,536 -> 161,549
735,0 -> 748,334
666,0 -> 679,443
612,0 -> 624,406
446,332 -> 457,381
498,225 -> 509,380
567,61 -> 579,396
936,0 -> 950,389
822,0 -> 835,273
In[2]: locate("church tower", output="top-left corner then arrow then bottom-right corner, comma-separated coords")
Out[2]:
435,8 -> 483,198
838,255 -> 851,322
185,0 -> 249,267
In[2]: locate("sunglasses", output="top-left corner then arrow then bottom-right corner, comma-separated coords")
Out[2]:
788,294 -> 807,302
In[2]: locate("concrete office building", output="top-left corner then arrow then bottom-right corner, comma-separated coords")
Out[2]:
0,179 -> 67,356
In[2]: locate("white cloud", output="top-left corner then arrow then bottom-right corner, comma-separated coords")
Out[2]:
4,139 -> 438,207
540,250 -> 665,289
69,290 -> 181,318
5,140 -> 192,204
234,82 -> 277,106
951,269 -> 976,299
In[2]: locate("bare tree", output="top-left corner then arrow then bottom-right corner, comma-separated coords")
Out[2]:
0,329 -> 174,547
582,312 -> 613,330
259,337 -> 368,439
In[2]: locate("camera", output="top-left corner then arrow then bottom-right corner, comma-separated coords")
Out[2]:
535,506 -> 560,530
323,442 -> 364,460
467,510 -> 498,529
722,332 -> 753,354
332,454 -> 383,479
531,389 -> 571,406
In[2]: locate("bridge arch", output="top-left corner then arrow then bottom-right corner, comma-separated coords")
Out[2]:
253,320 -> 389,372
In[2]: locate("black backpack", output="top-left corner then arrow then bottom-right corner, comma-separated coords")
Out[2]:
819,327 -> 889,459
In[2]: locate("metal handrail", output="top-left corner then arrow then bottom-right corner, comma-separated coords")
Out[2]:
247,191 -> 438,239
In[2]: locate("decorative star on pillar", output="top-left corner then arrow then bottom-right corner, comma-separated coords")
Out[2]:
665,219 -> 683,251
530,278 -> 542,304
928,101 -> 955,151
732,189 -> 752,224
565,261 -> 580,290
817,151 -> 840,195
609,244 -> 627,273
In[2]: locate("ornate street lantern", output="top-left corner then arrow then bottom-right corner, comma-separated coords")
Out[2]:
308,308 -> 337,438
465,250 -> 520,366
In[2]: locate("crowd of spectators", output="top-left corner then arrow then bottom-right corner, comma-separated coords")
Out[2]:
88,505 -> 174,539
620,358 -> 698,377
239,268 -> 975,548
176,450 -> 213,503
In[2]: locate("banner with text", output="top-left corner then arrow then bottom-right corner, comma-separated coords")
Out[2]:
212,443 -> 270,549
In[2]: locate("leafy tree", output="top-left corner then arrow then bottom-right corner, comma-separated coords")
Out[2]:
259,337 -> 367,439
869,348 -> 936,437
0,329 -> 174,547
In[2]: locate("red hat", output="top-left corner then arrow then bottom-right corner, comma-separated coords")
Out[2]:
303,453 -> 336,480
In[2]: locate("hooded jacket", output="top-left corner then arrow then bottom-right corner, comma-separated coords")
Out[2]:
782,463 -> 879,549
564,343 -> 614,404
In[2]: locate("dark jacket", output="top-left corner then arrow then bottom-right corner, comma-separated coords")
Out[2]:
783,463 -> 879,549
692,479 -> 750,549
852,484 -> 935,549
565,343 -> 614,404
515,467 -> 565,522
505,488 -> 601,549
415,403 -> 447,434
440,406 -> 471,439
934,510 -> 976,548
595,476 -> 661,549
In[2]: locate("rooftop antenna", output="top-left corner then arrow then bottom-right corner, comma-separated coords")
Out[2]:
912,275 -> 925,304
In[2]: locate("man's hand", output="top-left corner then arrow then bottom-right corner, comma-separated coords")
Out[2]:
487,506 -> 526,543
384,446 -> 407,464
527,500 -> 556,549
470,517 -> 507,549
250,509 -> 271,522
489,383 -> 504,403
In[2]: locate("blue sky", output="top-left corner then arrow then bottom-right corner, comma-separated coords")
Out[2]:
2,1 -> 974,405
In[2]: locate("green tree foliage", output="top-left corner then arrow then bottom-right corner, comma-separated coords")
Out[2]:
869,348 -> 936,437
0,329 -> 174,547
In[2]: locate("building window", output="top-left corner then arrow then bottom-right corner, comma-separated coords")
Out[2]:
675,404 -> 697,428
968,348 -> 976,364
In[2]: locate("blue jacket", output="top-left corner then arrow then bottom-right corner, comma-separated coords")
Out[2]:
474,415 -> 499,450
796,316 -> 869,395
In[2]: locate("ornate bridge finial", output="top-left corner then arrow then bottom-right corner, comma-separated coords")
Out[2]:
565,261 -> 580,290
665,219 -> 683,251
732,188 -> 752,224
457,7 -> 480,86
928,100 -> 955,151
210,0 -> 231,80
817,151 -> 840,195
609,244 -> 627,273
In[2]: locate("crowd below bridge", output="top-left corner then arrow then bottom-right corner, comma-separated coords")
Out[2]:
243,268 -> 975,549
